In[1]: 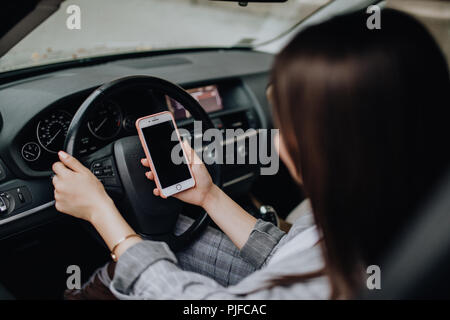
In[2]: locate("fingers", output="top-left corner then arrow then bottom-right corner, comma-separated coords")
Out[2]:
141,159 -> 154,180
51,173 -> 58,184
191,147 -> 203,165
51,171 -> 66,192
181,140 -> 202,165
52,161 -> 70,176
145,171 -> 154,180
141,158 -> 150,168
141,161 -> 158,196
58,151 -> 86,173
54,189 -> 61,201
181,140 -> 193,163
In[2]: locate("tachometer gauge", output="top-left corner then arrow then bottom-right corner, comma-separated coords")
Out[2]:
21,142 -> 41,162
87,100 -> 122,140
37,110 -> 72,153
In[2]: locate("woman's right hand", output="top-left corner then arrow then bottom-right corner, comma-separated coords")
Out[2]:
141,141 -> 216,208
142,141 -> 256,250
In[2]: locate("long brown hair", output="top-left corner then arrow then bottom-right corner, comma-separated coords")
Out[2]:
270,9 -> 450,298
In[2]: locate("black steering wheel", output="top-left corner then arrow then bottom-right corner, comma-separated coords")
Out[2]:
63,75 -> 222,251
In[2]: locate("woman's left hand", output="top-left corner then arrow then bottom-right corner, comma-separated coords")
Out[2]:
52,151 -> 114,222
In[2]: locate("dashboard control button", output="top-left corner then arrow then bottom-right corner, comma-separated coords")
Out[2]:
17,188 -> 25,203
0,192 -> 14,214
0,197 -> 8,213
0,186 -> 31,215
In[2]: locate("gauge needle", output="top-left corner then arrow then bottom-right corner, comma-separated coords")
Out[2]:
46,128 -> 62,147
95,118 -> 108,132
23,150 -> 34,157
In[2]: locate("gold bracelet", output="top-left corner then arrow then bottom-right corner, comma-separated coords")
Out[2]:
110,234 -> 141,262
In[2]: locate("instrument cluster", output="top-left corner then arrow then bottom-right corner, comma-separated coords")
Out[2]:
19,97 -> 141,170
17,82 -> 235,172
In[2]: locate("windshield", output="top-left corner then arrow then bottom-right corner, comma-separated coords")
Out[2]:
0,0 -> 331,73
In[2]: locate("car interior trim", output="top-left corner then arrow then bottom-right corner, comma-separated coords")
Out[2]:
0,200 -> 55,226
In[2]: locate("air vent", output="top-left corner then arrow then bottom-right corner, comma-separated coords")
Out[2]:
116,57 -> 192,69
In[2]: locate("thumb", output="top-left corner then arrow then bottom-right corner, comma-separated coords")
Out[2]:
181,140 -> 193,164
58,151 -> 87,173
182,140 -> 203,165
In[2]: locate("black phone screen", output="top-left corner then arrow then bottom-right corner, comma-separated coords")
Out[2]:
142,120 -> 191,188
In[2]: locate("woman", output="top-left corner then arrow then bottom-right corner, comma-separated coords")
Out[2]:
52,9 -> 450,299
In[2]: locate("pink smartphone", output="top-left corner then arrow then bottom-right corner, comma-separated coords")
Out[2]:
135,111 -> 195,198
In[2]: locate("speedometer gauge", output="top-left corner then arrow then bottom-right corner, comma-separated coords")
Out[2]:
87,100 -> 122,140
37,110 -> 72,153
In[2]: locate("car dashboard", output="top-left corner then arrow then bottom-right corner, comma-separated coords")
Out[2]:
0,49 -> 273,238
16,80 -> 259,172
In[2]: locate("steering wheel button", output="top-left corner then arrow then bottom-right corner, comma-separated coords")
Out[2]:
92,162 -> 102,169
104,177 -> 117,186
176,184 -> 182,190
93,169 -> 103,176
